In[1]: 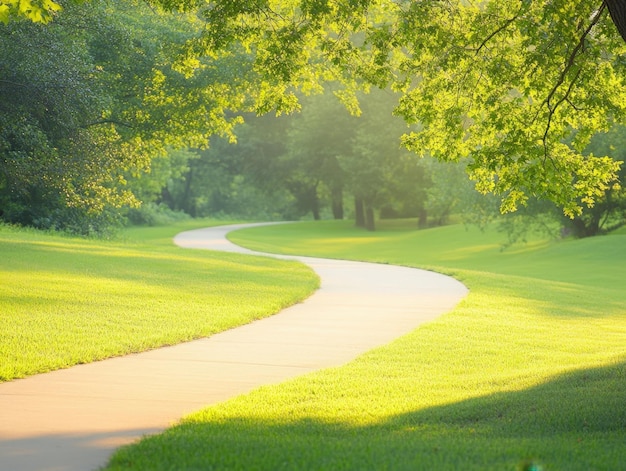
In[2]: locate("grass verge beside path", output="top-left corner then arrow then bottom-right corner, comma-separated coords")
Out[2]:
0,220 -> 319,381
107,220 -> 626,470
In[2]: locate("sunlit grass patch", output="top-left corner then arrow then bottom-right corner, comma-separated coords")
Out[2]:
0,221 -> 319,381
107,220 -> 626,470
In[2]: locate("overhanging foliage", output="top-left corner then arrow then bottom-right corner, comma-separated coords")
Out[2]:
3,0 -> 626,221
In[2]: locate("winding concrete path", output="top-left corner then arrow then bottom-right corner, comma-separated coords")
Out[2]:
0,223 -> 467,471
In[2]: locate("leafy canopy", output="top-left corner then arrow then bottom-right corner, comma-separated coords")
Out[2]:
7,0 -> 626,217
0,0 -> 62,24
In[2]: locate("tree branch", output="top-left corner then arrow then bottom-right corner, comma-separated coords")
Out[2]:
539,3 -> 607,164
0,78 -> 31,88
81,119 -> 134,129
475,3 -> 526,55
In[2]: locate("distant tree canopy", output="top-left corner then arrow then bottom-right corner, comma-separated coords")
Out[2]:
3,0 -> 626,232
152,89 -> 431,230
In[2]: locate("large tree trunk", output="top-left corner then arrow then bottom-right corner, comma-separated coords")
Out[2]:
606,0 -> 626,42
354,197 -> 365,227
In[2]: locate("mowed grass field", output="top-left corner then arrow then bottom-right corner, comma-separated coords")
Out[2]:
106,220 -> 626,471
0,221 -> 319,381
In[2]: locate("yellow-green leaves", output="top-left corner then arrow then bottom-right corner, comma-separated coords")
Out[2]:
7,0 -> 626,221
392,0 -> 626,217
0,0 -> 62,23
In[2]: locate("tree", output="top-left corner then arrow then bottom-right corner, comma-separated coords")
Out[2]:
423,158 -> 469,228
343,88 -> 424,230
219,114 -> 309,220
154,122 -> 303,221
281,92 -> 354,220
0,0 -> 254,233
148,0 -> 626,219
394,0 -> 626,218
223,89 -> 429,228
0,12 -> 140,233
564,124 -> 626,236
10,0 -> 626,225
490,124 -> 626,240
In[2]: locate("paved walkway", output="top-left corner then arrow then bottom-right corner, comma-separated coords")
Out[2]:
0,223 -> 467,471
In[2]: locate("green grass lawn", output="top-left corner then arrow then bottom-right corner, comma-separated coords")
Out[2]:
106,219 -> 626,471
0,220 -> 319,381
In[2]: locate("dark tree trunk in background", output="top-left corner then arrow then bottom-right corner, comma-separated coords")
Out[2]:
312,203 -> 321,220
606,0 -> 626,42
570,216 -> 601,238
331,187 -> 344,219
311,187 -> 321,220
418,208 -> 428,229
354,197 -> 365,227
159,186 -> 176,210
365,205 -> 375,231
181,165 -> 196,217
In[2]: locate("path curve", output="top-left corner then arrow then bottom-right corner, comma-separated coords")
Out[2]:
0,223 -> 467,471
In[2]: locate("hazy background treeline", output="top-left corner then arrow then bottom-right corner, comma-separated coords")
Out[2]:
2,0 -> 625,238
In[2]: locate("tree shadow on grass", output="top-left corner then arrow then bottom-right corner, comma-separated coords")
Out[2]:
107,361 -> 626,471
